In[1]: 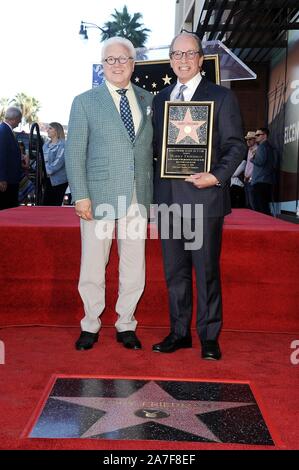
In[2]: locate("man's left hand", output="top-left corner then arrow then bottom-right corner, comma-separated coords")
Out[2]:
185,172 -> 219,188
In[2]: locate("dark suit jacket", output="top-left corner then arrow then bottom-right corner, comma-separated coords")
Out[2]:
251,140 -> 275,185
0,122 -> 21,184
153,78 -> 247,217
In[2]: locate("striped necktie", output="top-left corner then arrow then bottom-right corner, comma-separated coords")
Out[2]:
116,89 -> 135,142
175,84 -> 187,101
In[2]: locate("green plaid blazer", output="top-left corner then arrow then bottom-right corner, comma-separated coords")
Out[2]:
65,82 -> 153,219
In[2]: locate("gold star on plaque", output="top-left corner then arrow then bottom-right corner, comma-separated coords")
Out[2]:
171,108 -> 206,144
162,74 -> 172,85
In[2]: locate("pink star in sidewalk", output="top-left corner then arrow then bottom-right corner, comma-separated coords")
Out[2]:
52,381 -> 254,441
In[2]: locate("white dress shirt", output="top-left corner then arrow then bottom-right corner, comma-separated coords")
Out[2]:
244,144 -> 258,180
170,72 -> 202,102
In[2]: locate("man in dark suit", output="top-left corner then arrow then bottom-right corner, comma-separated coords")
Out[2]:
251,127 -> 275,215
0,107 -> 22,210
152,32 -> 246,360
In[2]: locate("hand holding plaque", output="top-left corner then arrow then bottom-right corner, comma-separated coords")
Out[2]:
161,101 -> 214,178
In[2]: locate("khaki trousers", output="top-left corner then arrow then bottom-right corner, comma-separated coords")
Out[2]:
78,201 -> 147,333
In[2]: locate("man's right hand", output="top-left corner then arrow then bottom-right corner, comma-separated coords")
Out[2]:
75,198 -> 93,220
0,181 -> 8,192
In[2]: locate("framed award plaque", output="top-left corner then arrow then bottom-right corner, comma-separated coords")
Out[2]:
161,101 -> 214,179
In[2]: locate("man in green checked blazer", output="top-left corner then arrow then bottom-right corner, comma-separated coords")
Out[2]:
65,37 -> 153,352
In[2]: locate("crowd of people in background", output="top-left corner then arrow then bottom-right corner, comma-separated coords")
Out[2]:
230,127 -> 277,215
0,109 -> 69,208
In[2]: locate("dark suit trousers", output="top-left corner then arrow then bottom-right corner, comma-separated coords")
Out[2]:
43,178 -> 68,206
251,183 -> 272,215
160,216 -> 224,342
0,184 -> 19,210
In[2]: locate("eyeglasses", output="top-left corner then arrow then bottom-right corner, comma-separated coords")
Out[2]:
170,50 -> 200,60
255,133 -> 264,137
104,56 -> 134,65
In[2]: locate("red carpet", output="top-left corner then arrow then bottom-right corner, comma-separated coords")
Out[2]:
0,207 -> 298,449
0,206 -> 298,332
0,326 -> 298,450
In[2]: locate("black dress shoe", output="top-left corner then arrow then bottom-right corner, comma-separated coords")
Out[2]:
116,331 -> 142,350
75,331 -> 99,351
201,340 -> 221,360
152,333 -> 192,353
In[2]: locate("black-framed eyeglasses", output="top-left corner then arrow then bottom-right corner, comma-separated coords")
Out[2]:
170,50 -> 200,60
104,55 -> 134,65
255,133 -> 264,137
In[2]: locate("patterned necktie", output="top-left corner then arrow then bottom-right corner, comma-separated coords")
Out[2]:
116,89 -> 135,142
175,84 -> 187,101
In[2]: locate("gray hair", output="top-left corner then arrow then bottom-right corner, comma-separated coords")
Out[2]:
101,36 -> 136,62
5,107 -> 22,120
169,32 -> 204,57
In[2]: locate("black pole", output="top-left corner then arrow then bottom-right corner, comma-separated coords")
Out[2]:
29,123 -> 45,206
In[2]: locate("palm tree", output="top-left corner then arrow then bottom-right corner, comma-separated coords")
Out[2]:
100,5 -> 150,48
0,97 -> 10,121
12,92 -> 41,126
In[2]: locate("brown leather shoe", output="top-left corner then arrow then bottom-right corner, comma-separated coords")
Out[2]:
116,331 -> 142,350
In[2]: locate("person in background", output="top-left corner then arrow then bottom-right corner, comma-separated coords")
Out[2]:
0,107 -> 22,210
18,141 -> 30,170
243,131 -> 257,209
251,127 -> 275,215
230,159 -> 246,208
18,141 -> 34,204
42,122 -> 68,206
